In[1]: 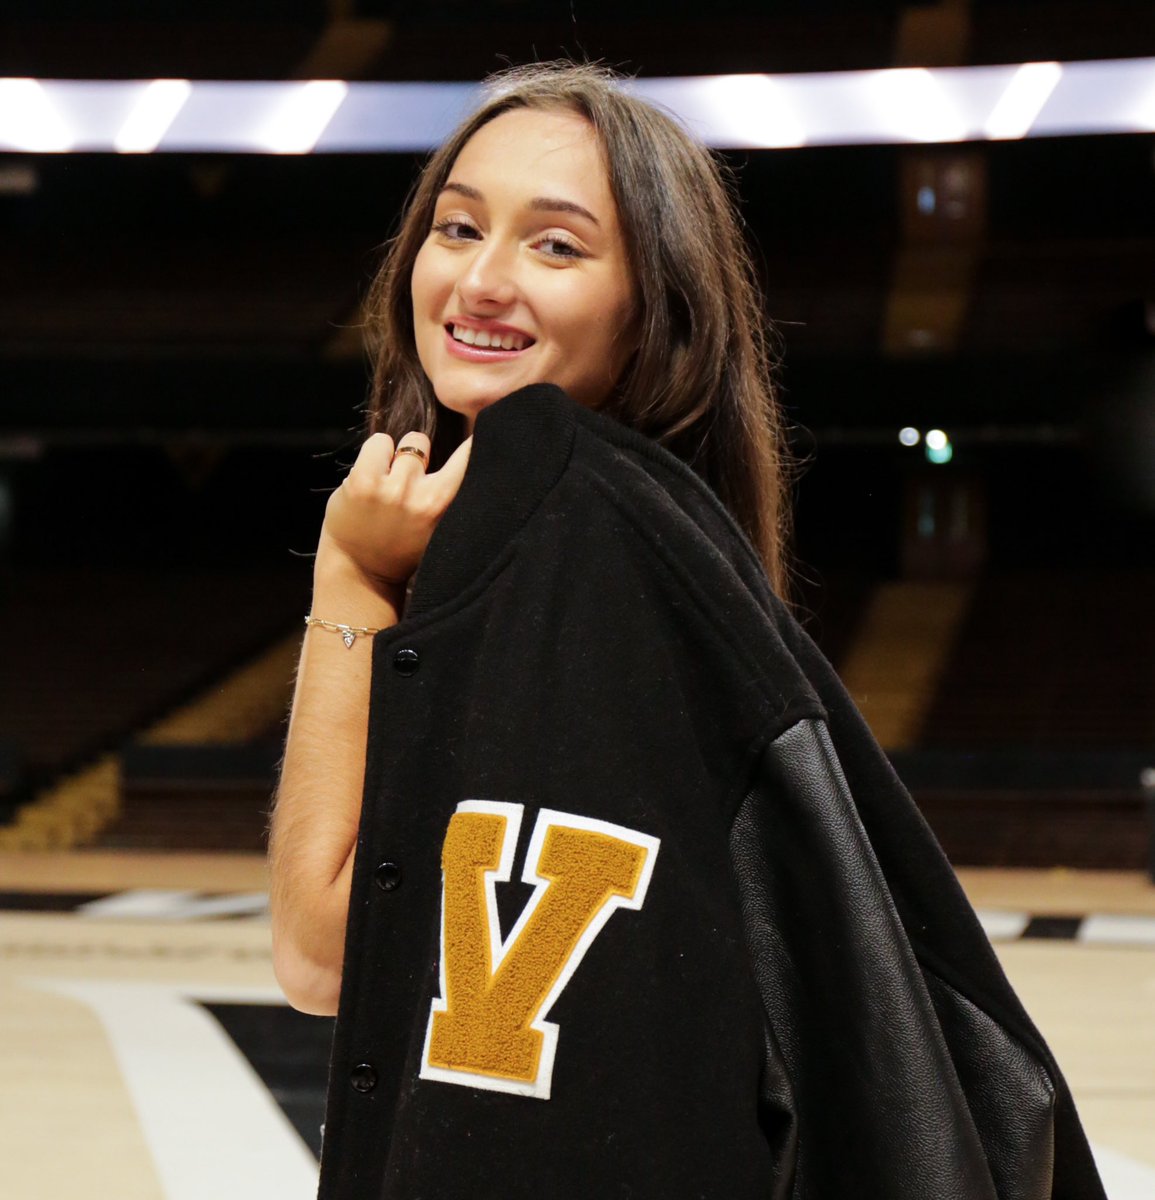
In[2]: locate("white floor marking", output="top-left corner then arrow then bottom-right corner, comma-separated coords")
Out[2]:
1091,1143 -> 1155,1200
973,907 -> 1031,941
1078,914 -> 1155,947
77,889 -> 269,921
25,979 -> 318,1200
13,977 -> 1155,1200
76,889 -> 198,918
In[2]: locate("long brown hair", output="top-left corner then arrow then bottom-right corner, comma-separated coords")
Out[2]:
363,60 -> 792,598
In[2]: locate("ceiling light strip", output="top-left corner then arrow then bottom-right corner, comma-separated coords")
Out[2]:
0,57 -> 1151,154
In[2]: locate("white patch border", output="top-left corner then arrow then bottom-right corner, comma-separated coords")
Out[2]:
419,800 -> 660,1100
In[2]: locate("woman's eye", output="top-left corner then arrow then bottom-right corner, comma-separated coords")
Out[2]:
536,236 -> 585,260
432,218 -> 479,240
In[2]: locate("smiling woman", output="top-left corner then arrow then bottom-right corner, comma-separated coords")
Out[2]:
410,107 -> 639,428
363,59 -> 790,596
266,59 -> 1107,1200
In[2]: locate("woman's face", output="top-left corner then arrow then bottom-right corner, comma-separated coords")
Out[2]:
410,107 -> 638,435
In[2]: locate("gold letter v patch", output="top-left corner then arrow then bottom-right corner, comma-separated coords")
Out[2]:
419,800 -> 660,1099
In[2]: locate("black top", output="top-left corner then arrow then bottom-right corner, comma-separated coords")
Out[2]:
315,384 -> 1105,1200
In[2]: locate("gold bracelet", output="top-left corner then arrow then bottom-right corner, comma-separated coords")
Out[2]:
303,614 -> 383,649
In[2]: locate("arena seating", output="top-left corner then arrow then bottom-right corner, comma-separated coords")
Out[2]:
0,565 -> 308,782
0,564 -> 308,846
908,569 -> 1155,868
919,569 -> 1155,749
3,564 -> 1150,868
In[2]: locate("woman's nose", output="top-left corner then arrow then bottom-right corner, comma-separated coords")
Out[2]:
455,239 -> 518,310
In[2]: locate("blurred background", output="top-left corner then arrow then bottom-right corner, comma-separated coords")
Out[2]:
0,0 -> 1151,866
1,4 -> 1154,1199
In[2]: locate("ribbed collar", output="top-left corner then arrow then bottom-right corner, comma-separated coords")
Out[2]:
405,384 -> 579,619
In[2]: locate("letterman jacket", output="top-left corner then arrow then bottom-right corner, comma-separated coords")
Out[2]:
315,383 -> 1106,1200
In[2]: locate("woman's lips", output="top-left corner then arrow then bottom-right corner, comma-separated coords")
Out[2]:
443,325 -> 534,362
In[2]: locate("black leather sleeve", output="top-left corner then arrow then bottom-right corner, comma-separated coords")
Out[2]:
729,717 -> 1067,1200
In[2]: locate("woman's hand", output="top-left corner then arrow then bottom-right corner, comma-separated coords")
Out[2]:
318,430 -> 474,591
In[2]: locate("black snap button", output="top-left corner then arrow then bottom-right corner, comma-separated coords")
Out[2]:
393,647 -> 420,676
350,1063 -> 377,1093
374,861 -> 403,892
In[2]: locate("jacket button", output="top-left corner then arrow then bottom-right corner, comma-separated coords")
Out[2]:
375,861 -> 402,892
350,1063 -> 377,1093
393,648 -> 419,676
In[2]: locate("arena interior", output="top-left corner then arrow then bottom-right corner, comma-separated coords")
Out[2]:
0,2 -> 1153,1197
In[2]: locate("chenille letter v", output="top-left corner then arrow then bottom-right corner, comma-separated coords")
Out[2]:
419,800 -> 660,1099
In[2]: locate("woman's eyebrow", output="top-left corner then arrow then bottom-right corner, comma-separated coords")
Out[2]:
529,196 -> 601,227
439,180 -> 601,227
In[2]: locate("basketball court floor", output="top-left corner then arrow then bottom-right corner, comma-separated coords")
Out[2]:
2,851 -> 1153,1199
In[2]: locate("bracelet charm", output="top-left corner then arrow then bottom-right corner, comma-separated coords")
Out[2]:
304,615 -> 383,648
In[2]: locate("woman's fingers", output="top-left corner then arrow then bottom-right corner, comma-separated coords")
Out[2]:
320,429 -> 473,587
350,431 -> 395,479
389,431 -> 432,478
429,434 -> 473,503
345,429 -> 432,499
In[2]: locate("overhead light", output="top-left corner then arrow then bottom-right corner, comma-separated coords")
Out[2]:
984,62 -> 1063,140
1138,78 -> 1155,132
115,80 -> 192,154
0,78 -> 72,152
925,429 -> 953,463
2,58 -> 1154,153
695,74 -> 806,148
866,68 -> 968,144
899,427 -> 921,446
256,80 -> 348,154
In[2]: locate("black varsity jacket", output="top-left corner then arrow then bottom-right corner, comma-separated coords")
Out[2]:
315,383 -> 1106,1200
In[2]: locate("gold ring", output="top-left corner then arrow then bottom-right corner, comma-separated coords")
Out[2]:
392,445 -> 428,465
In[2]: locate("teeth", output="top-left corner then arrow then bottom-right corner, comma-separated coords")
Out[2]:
451,324 -> 530,351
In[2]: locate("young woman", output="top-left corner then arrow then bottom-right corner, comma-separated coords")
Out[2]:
268,61 -> 1104,1200
269,60 -> 787,1022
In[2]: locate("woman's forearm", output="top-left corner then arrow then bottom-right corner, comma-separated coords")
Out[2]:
268,546 -> 404,1015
